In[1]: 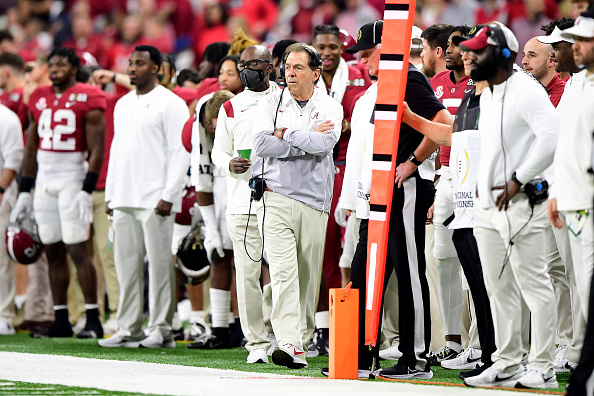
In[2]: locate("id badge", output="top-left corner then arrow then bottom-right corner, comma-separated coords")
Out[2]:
568,210 -> 589,237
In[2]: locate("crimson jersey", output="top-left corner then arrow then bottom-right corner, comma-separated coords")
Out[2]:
333,65 -> 370,162
0,87 -> 28,133
28,82 -> 107,153
430,71 -> 474,166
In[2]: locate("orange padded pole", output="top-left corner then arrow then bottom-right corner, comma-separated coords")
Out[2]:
329,282 -> 359,379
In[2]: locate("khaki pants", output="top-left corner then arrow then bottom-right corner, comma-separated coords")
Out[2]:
474,197 -> 557,375
256,191 -> 328,351
113,208 -> 176,339
227,213 -> 271,351
0,197 -> 14,321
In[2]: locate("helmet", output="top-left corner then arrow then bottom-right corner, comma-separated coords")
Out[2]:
175,186 -> 197,226
340,29 -> 357,62
79,52 -> 99,67
175,225 -> 210,285
6,212 -> 44,265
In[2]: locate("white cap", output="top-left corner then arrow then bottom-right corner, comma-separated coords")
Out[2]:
411,26 -> 423,50
561,15 -> 594,39
487,22 -> 520,53
537,26 -> 575,44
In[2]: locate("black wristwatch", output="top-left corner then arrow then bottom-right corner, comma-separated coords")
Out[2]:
408,152 -> 423,166
511,172 -> 522,186
0,186 -> 4,194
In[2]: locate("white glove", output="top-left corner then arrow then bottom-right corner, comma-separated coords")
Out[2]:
9,192 -> 32,223
203,226 -> 225,263
334,207 -> 348,228
199,204 -> 225,262
71,191 -> 93,223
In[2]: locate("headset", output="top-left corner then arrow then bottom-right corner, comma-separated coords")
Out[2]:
484,25 -> 513,68
279,44 -> 323,84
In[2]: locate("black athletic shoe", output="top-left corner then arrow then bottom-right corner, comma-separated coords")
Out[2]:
30,321 -> 73,338
76,319 -> 104,339
172,326 -> 185,341
188,333 -> 231,349
459,362 -> 492,379
427,346 -> 462,366
315,328 -> 329,356
378,361 -> 433,379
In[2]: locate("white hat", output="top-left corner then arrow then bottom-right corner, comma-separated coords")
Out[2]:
411,26 -> 423,50
537,26 -> 575,44
561,15 -> 594,39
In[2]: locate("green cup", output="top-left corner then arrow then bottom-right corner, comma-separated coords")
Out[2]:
238,149 -> 252,159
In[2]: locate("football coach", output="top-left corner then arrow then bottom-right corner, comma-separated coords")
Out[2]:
252,43 -> 343,369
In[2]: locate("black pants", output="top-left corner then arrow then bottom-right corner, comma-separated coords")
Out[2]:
452,228 -> 496,365
351,175 -> 434,370
567,266 -> 594,396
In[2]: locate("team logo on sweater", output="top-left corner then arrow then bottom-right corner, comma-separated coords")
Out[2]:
456,147 -> 471,185
35,97 -> 47,111
434,86 -> 444,99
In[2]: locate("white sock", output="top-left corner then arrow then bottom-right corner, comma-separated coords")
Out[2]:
228,311 -> 235,325
446,340 -> 463,353
190,310 -> 205,325
209,289 -> 230,329
315,311 -> 329,329
172,312 -> 182,330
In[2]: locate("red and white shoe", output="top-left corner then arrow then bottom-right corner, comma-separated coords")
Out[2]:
272,343 -> 308,369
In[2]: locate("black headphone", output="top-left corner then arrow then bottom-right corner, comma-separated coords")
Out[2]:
279,44 -> 323,82
485,26 -> 512,68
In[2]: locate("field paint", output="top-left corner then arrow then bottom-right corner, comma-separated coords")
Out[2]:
0,352 -> 531,396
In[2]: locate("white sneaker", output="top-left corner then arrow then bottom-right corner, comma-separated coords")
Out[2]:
266,333 -> 277,357
0,320 -> 15,335
72,316 -> 86,335
247,348 -> 269,364
185,322 -> 211,341
379,345 -> 402,360
442,347 -> 482,370
554,345 -> 572,372
515,369 -> 559,389
98,333 -> 143,348
103,318 -> 119,336
139,334 -> 176,348
271,343 -> 307,369
464,365 -> 526,388
307,340 -> 319,358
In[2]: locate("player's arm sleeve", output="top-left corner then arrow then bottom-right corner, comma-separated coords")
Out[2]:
252,97 -> 305,158
282,100 -> 342,156
0,109 -> 24,172
190,121 -> 214,193
162,97 -> 191,204
211,106 -> 234,176
514,84 -> 560,184
105,103 -> 121,203
87,89 -> 108,112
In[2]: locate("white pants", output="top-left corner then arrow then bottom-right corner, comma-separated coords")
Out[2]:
474,197 -> 557,375
113,208 -> 176,339
34,179 -> 90,245
563,209 -> 594,363
0,197 -> 14,321
256,192 -> 328,351
433,167 -> 463,336
227,213 -> 271,351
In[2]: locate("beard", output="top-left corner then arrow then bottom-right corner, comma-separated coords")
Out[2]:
470,61 -> 497,82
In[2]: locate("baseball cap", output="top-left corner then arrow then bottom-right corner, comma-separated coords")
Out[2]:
537,26 -> 575,44
345,20 -> 383,53
411,26 -> 423,50
459,24 -> 519,53
560,14 -> 594,39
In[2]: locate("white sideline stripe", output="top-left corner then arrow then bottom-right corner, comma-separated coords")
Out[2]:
374,111 -> 398,121
366,243 -> 378,311
371,161 -> 392,171
369,211 -> 387,221
0,352 -> 524,396
379,60 -> 404,70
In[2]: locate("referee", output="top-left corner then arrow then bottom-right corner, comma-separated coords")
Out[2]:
342,20 -> 452,379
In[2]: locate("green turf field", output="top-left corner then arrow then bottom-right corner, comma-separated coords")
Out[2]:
0,332 -> 570,394
0,379 -> 164,396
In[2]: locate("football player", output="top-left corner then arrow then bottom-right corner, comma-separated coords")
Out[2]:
11,48 -> 107,339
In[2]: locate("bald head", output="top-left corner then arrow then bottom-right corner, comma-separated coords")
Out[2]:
241,45 -> 272,63
238,45 -> 273,92
522,37 -> 556,85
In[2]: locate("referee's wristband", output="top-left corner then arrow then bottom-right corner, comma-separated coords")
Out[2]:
0,186 -> 5,194
511,172 -> 522,187
82,172 -> 99,194
20,177 -> 34,193
408,152 -> 423,166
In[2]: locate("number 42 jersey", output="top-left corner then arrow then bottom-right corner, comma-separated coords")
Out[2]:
28,83 -> 107,182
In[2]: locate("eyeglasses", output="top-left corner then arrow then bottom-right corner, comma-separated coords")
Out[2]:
237,59 -> 269,70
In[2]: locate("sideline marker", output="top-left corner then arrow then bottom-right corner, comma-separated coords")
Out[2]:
329,282 -> 359,379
